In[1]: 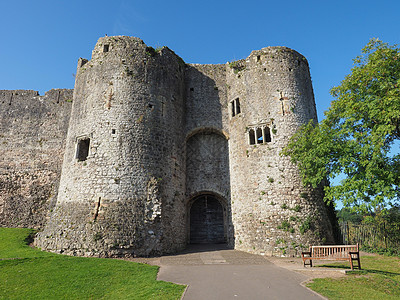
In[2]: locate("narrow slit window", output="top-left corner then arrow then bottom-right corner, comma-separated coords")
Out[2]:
264,126 -> 271,142
235,98 -> 241,114
76,138 -> 90,161
103,44 -> 109,53
256,128 -> 263,144
231,98 -> 241,117
161,101 -> 165,117
231,101 -> 236,117
249,129 -> 256,145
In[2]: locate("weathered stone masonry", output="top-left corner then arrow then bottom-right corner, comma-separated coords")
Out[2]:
0,89 -> 72,228
1,36 -> 335,257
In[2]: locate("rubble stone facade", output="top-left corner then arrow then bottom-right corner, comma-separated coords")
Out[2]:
0,89 -> 72,228
1,36 -> 335,257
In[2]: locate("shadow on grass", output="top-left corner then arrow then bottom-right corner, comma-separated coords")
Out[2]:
318,264 -> 400,277
23,230 -> 36,245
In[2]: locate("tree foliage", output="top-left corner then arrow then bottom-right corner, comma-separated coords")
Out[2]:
283,39 -> 400,212
337,207 -> 363,224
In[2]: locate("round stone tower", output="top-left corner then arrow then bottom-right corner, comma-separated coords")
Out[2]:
35,37 -> 335,257
227,47 -> 335,256
36,36 -> 187,257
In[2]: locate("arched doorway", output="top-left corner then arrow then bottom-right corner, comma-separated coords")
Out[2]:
189,194 -> 226,244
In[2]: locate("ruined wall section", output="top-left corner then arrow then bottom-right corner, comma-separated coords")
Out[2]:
227,48 -> 334,256
36,36 -> 186,257
0,89 -> 72,228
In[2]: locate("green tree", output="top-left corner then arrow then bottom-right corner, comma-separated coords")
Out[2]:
283,39 -> 400,212
337,207 -> 363,224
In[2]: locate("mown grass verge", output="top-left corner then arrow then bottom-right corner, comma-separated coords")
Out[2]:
307,255 -> 400,300
0,228 -> 185,299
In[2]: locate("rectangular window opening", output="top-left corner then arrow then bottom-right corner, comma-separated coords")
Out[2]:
76,138 -> 90,161
264,127 -> 271,143
103,44 -> 110,53
231,98 -> 241,117
231,101 -> 236,117
235,98 -> 241,114
249,129 -> 256,145
256,128 -> 263,144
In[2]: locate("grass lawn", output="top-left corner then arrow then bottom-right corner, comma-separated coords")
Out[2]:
307,254 -> 400,300
0,228 -> 186,299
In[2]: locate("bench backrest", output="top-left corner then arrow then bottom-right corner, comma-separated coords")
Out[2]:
310,244 -> 359,259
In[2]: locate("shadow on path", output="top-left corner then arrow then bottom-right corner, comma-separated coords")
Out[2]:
156,244 -> 325,299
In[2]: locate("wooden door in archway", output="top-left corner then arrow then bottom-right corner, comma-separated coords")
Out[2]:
190,195 -> 225,244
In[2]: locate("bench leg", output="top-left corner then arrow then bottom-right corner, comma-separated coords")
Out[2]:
303,259 -> 312,267
354,255 -> 361,270
349,252 -> 361,270
302,252 -> 312,268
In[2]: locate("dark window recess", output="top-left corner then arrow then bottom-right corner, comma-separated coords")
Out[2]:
231,101 -> 236,117
231,98 -> 241,117
257,55 -> 261,62
190,87 -> 194,92
161,101 -> 165,117
249,129 -> 256,145
256,128 -> 263,144
76,138 -> 90,161
264,127 -> 271,142
103,44 -> 109,52
248,126 -> 272,145
235,98 -> 241,114
148,103 -> 154,109
111,129 -> 116,134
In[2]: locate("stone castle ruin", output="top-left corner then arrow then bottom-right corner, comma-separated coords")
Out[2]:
0,36 -> 335,257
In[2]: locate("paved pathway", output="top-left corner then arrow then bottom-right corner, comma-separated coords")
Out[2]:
153,245 -> 326,300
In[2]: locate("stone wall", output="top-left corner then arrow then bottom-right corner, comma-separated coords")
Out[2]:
184,64 -> 228,134
184,64 -> 233,245
35,36 -> 187,257
227,48 -> 334,256
0,89 -> 72,228
2,36 -> 336,258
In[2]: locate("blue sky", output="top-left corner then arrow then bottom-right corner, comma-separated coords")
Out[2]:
1,0 -> 399,122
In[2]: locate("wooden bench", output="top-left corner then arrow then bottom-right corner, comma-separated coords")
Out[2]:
301,244 -> 361,270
